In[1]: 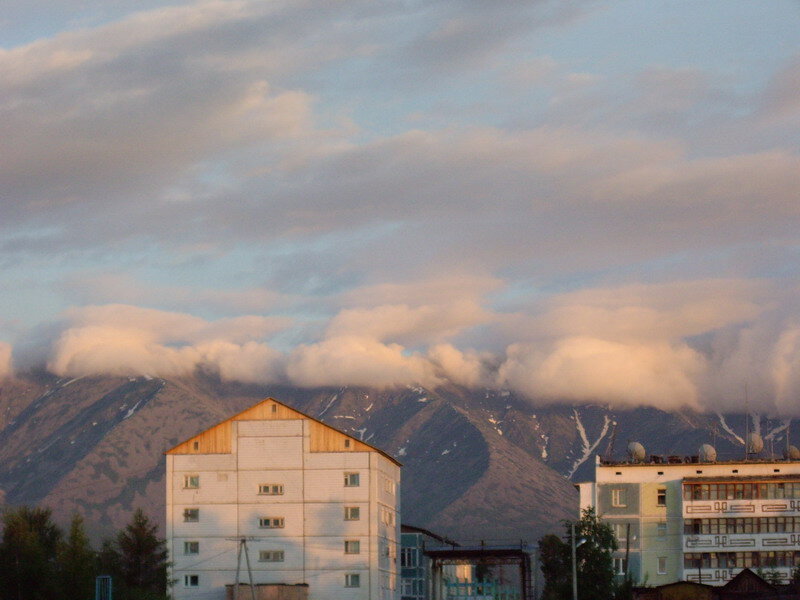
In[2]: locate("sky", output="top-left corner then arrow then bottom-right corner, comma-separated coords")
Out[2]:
2,0 -> 800,414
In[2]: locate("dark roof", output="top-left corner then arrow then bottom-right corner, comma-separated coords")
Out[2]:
401,524 -> 457,546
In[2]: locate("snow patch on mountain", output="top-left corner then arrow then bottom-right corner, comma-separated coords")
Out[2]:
568,410 -> 611,478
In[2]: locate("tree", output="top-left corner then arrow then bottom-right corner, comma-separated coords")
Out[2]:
108,508 -> 169,600
539,533 -> 570,600
538,507 -> 618,600
57,513 -> 96,600
0,506 -> 63,600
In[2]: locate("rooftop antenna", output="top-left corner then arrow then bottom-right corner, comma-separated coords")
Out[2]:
744,383 -> 749,461
604,421 -> 617,461
788,417 -> 791,457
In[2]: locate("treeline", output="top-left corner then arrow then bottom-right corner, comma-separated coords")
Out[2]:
0,506 -> 168,600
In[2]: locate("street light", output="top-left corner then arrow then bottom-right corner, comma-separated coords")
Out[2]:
571,522 -> 587,600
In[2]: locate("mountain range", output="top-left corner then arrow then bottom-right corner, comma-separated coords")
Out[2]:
0,372 -> 790,543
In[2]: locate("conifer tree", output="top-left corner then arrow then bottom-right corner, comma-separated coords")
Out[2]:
0,506 -> 63,600
57,513 -> 96,600
113,508 -> 169,600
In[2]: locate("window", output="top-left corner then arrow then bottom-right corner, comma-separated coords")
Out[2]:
259,517 -> 285,529
258,484 -> 284,495
401,547 -> 417,568
192,441 -> 199,450
259,550 -> 284,562
611,522 -> 627,543
345,439 -> 351,448
183,474 -> 200,489
381,508 -> 395,526
271,403 -> 277,413
401,579 -> 415,595
183,508 -> 199,522
344,506 -> 360,521
657,557 -> 667,575
184,541 -> 199,555
613,557 -> 628,575
657,522 -> 667,539
611,489 -> 626,507
345,540 -> 360,554
384,477 -> 396,495
345,574 -> 360,588
344,472 -> 360,487
184,575 -> 199,588
657,488 -> 666,506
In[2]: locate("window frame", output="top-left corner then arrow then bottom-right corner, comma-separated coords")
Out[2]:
657,556 -> 667,575
259,517 -> 285,529
344,540 -> 361,555
183,508 -> 199,522
258,483 -> 284,496
183,474 -> 200,489
183,541 -> 199,555
345,573 -> 361,588
344,506 -> 360,521
259,550 -> 285,563
611,488 -> 627,507
344,472 -> 360,487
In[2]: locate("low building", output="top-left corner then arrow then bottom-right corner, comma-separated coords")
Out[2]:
400,524 -> 463,600
165,397 -> 401,600
577,451 -> 800,586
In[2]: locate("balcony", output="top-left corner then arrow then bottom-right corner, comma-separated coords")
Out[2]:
683,533 -> 800,551
682,498 -> 800,517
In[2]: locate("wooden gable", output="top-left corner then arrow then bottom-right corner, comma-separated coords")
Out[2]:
166,397 -> 400,465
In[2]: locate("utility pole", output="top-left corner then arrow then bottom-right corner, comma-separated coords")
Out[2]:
231,537 -> 257,600
571,522 -> 578,600
624,522 -> 631,583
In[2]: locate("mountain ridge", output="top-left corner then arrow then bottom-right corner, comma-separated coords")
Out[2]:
0,372 -> 790,543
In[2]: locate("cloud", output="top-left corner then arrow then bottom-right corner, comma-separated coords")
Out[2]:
6,276 -> 800,415
287,335 -> 440,389
760,54 -> 800,120
325,301 -> 490,346
428,343 -> 493,389
35,305 -> 287,383
498,337 -> 703,409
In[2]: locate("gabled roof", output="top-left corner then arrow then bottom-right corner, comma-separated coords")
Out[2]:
166,396 -> 401,466
720,568 -> 776,593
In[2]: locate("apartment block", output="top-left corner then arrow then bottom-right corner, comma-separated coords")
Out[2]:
578,452 -> 800,586
166,398 -> 401,600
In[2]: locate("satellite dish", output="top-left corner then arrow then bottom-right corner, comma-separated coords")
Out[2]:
746,433 -> 764,454
627,441 -> 646,462
699,444 -> 717,462
785,445 -> 800,460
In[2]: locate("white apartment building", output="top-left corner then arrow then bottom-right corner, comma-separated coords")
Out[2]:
578,452 -> 800,586
166,397 -> 401,600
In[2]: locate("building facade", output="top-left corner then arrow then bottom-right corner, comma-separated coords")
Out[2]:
166,398 -> 401,600
578,454 -> 800,586
400,524 -> 466,600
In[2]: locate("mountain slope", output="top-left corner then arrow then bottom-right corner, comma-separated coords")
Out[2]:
0,373 -> 788,543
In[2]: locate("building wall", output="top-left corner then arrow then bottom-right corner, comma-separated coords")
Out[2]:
578,456 -> 800,588
167,403 -> 400,600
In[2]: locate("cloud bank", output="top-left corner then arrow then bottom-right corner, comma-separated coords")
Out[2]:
4,278 -> 800,415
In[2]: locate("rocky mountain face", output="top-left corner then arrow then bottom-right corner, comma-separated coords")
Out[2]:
0,373 -> 789,544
